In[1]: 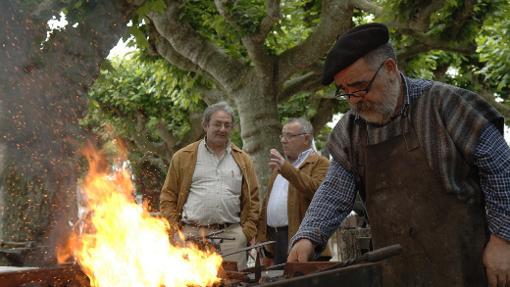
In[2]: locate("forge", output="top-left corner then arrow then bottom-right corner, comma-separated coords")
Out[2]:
0,261 -> 382,287
0,243 -> 400,287
0,147 -> 399,287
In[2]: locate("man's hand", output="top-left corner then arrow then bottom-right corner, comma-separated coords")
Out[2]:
287,239 -> 314,262
269,148 -> 285,171
483,234 -> 510,287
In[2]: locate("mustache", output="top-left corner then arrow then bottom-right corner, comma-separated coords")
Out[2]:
354,101 -> 376,112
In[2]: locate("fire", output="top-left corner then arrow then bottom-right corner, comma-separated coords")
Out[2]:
59,146 -> 222,287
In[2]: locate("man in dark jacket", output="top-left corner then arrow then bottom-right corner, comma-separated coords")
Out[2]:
288,23 -> 510,287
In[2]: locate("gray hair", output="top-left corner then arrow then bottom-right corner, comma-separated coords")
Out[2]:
285,117 -> 314,144
202,101 -> 235,125
363,43 -> 397,70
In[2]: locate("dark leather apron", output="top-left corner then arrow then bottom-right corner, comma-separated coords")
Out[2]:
357,114 -> 488,286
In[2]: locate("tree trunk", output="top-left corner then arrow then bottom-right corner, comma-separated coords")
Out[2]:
234,82 -> 281,195
0,0 -> 135,266
147,0 -> 354,199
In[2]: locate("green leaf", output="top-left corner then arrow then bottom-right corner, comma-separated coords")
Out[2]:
128,26 -> 150,49
100,60 -> 115,73
136,0 -> 167,16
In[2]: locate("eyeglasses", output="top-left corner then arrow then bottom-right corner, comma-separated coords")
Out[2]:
334,60 -> 386,100
209,122 -> 232,130
279,133 -> 307,140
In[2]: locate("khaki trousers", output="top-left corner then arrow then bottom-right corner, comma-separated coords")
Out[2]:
182,223 -> 247,270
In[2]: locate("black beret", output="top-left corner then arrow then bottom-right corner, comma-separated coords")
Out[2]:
321,23 -> 389,85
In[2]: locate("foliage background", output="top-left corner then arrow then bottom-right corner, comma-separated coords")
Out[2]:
85,0 -> 510,197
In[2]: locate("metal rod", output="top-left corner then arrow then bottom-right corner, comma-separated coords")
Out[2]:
184,230 -> 225,241
221,241 -> 276,257
320,244 -> 402,272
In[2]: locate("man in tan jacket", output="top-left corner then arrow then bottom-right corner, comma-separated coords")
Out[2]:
160,102 -> 260,269
257,118 -> 330,264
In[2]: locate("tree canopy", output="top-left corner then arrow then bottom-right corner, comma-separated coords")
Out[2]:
115,0 -> 510,191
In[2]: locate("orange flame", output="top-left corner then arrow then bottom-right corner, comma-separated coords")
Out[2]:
59,146 -> 222,287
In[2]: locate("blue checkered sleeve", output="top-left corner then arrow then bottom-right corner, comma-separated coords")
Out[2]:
289,160 -> 357,253
474,123 -> 510,241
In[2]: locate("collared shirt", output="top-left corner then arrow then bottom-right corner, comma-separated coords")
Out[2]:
267,148 -> 314,227
291,76 -> 510,252
181,139 -> 242,225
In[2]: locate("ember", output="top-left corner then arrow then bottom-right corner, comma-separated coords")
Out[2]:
57,146 -> 223,287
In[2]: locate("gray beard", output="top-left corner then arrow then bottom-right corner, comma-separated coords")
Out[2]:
354,81 -> 400,125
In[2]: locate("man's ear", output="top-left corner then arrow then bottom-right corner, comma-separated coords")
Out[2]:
304,134 -> 312,145
384,58 -> 397,73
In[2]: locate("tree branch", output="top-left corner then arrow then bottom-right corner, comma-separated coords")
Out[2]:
214,0 -> 276,76
391,0 -> 477,63
277,0 -> 354,85
154,119 -> 177,156
149,0 -> 249,92
448,0 -> 476,38
310,98 -> 335,137
397,36 -> 476,65
198,88 -> 228,105
279,71 -> 323,102
152,32 -> 202,73
152,32 -> 226,93
397,43 -> 429,65
179,112 -> 204,145
257,0 -> 281,42
408,0 -> 444,31
399,27 -> 476,54
351,0 -> 383,16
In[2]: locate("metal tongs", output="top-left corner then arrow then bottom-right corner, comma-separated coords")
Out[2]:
185,230 -> 235,242
221,241 -> 276,282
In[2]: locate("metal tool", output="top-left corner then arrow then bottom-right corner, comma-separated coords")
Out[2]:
221,241 -> 276,257
184,229 -> 225,242
318,244 -> 402,273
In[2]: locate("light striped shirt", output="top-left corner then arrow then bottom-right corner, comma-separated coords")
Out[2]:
181,140 -> 242,225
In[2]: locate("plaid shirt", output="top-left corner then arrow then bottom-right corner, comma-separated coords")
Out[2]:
291,78 -> 510,253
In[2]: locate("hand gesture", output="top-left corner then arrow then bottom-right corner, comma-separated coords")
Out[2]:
269,148 -> 285,171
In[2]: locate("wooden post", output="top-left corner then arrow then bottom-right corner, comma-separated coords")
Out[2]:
334,228 -> 371,261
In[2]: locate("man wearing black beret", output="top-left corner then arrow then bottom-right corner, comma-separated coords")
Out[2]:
288,23 -> 510,287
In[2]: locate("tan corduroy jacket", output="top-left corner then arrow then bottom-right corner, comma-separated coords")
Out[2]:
257,152 -> 331,258
160,140 -> 260,240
